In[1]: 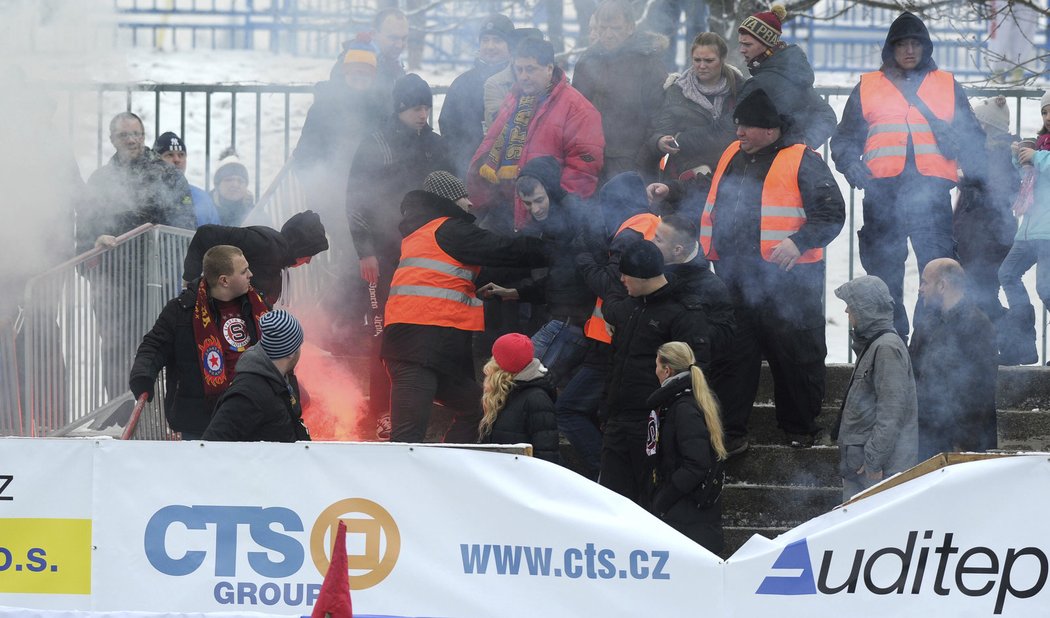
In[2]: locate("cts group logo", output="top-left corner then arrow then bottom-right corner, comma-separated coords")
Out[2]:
144,499 -> 400,608
755,532 -> 1048,615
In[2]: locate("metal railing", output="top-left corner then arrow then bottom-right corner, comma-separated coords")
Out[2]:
19,224 -> 192,439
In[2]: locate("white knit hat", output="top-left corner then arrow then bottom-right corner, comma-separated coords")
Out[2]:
972,97 -> 1010,133
1042,91 -> 1050,111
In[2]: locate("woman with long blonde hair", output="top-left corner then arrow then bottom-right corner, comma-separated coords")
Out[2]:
646,341 -> 727,552
478,333 -> 560,463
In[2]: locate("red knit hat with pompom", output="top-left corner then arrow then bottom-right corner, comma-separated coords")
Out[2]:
738,4 -> 787,48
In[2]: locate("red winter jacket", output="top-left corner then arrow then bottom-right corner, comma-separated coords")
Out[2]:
468,68 -> 605,228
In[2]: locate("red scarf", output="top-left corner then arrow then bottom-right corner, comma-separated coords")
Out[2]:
191,279 -> 269,398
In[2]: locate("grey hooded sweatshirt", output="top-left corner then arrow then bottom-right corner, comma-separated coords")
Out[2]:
835,276 -> 918,483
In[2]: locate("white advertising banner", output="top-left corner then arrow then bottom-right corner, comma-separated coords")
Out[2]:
4,439 -> 1050,617
88,440 -> 724,617
724,455 -> 1050,617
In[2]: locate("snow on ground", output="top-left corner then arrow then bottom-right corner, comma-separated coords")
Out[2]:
27,46 -> 1050,363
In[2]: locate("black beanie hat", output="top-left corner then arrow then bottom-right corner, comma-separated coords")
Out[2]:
479,14 -> 515,45
733,88 -> 785,130
393,73 -> 433,112
153,132 -> 185,154
619,240 -> 665,279
281,210 -> 329,260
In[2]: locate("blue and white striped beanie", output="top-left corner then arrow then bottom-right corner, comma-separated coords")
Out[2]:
259,310 -> 304,360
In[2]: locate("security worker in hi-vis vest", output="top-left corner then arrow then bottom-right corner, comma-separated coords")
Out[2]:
699,88 -> 844,454
831,11 -> 985,340
381,171 -> 548,444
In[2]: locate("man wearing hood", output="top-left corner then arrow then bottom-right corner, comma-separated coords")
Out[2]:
699,88 -> 844,451
182,210 -> 329,304
833,275 -> 917,501
347,73 -> 452,438
572,0 -> 668,182
831,11 -> 985,341
439,14 -> 516,178
382,172 -> 548,444
468,36 -> 604,233
735,4 -> 837,149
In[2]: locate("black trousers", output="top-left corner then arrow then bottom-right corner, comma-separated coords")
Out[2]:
385,359 -> 482,444
598,418 -> 648,505
714,259 -> 828,438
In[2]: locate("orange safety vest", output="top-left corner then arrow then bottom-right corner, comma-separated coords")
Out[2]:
384,217 -> 484,331
583,212 -> 661,343
858,70 -> 958,182
700,141 -> 823,264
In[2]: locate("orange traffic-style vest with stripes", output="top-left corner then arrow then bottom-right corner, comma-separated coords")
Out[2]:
384,217 -> 484,331
699,141 -> 823,264
858,70 -> 958,182
582,212 -> 661,343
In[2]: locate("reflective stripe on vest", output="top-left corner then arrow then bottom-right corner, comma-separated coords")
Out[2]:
583,213 -> 661,343
858,70 -> 958,182
384,217 -> 484,331
699,141 -> 823,264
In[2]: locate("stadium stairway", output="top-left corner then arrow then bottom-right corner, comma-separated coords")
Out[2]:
719,363 -> 1050,559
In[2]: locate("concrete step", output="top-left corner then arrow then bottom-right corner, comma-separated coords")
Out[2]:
998,408 -> 1050,451
725,444 -> 840,487
722,484 -> 841,529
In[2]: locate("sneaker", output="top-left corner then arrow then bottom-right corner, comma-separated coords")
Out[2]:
376,414 -> 392,441
725,435 -> 749,458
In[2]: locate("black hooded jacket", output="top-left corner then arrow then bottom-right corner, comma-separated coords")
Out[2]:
830,12 -> 986,183
515,157 -> 602,320
380,190 -> 549,376
736,44 -> 837,149
181,213 -> 328,304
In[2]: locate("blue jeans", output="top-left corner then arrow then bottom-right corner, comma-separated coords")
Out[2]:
998,239 -> 1050,311
530,320 -> 590,385
554,365 -> 606,478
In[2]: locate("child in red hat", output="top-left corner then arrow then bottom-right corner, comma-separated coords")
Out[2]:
478,333 -> 560,463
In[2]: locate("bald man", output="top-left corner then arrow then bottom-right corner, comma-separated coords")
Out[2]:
909,258 -> 998,460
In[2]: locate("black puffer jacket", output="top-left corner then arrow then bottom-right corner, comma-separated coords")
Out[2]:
645,371 -> 723,553
737,44 -> 837,149
485,376 -> 560,463
202,344 -> 310,442
294,78 -> 387,169
128,282 -> 261,435
380,190 -> 549,377
572,32 -> 668,176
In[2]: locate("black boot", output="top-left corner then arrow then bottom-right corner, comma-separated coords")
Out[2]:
998,305 -> 1038,366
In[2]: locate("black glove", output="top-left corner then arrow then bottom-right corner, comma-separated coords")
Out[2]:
129,377 -> 155,402
842,161 -> 873,191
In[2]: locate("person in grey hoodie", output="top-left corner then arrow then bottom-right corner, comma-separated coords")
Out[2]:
833,275 -> 918,501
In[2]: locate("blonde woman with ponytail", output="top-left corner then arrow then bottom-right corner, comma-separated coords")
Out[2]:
478,334 -> 561,464
646,341 -> 727,553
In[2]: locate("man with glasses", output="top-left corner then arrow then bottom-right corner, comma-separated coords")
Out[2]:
80,112 -> 195,253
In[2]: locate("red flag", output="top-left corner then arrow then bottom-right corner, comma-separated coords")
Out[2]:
311,520 -> 353,618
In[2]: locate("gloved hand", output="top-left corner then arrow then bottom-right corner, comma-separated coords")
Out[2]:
843,161 -> 873,191
129,377 -> 155,402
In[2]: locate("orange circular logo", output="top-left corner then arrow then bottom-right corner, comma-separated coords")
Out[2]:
310,498 -> 401,590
